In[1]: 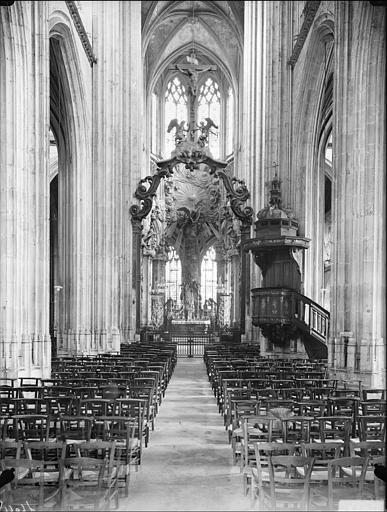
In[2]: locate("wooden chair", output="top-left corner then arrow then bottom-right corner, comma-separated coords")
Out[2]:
348,439 -> 386,497
224,388 -> 253,432
315,416 -> 351,455
360,399 -> 386,416
257,455 -> 315,511
362,388 -> 386,401
0,397 -> 17,419
7,414 -> 50,441
281,415 -> 314,443
299,440 -> 344,499
78,398 -> 116,417
115,398 -> 145,457
0,441 -> 67,510
328,396 -> 360,436
239,415 -> 278,471
124,389 -> 154,446
249,442 -> 301,505
95,416 -> 140,496
61,440 -> 120,510
0,386 -> 18,399
58,416 -> 94,445
358,415 -> 386,442
44,396 -> 75,417
326,456 -> 368,509
276,387 -> 305,401
11,397 -> 45,415
227,399 -> 260,443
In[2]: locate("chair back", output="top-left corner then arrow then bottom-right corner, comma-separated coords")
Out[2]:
301,441 -> 343,461
358,415 -> 386,442
267,455 -> 315,511
58,415 -> 94,443
327,456 -> 368,509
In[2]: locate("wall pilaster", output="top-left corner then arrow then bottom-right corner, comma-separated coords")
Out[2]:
0,2 -> 50,379
331,1 -> 385,387
91,1 -> 142,351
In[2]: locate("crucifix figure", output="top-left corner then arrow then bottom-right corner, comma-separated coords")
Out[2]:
170,52 -> 217,141
169,52 -> 217,99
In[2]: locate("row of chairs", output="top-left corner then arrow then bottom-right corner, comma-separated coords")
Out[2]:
203,346 -> 385,442
0,438 -> 128,510
203,343 -> 386,510
0,342 -> 178,509
232,413 -> 385,469
248,440 -> 385,511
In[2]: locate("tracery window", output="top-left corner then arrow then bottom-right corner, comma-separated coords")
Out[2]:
197,77 -> 220,158
200,246 -> 217,307
165,247 -> 182,307
323,131 -> 332,311
164,77 -> 188,156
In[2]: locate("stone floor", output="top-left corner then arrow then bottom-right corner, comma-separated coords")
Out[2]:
119,358 -> 250,511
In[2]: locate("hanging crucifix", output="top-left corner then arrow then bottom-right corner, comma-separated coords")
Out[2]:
169,51 -> 217,140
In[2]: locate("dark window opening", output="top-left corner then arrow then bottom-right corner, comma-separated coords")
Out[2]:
324,176 -> 332,215
343,337 -> 349,368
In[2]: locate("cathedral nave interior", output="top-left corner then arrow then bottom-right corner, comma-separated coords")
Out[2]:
0,1 -> 385,510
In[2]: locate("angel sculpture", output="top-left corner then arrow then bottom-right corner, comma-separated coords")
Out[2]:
197,117 -> 218,147
167,118 -> 187,145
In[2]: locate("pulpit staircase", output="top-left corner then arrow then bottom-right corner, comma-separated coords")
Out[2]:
251,288 -> 329,361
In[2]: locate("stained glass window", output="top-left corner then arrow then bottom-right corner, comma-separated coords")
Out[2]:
200,246 -> 217,306
165,247 -> 182,307
165,77 -> 188,157
197,78 -> 220,158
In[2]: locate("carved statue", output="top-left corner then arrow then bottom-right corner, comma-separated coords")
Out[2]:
197,118 -> 218,147
142,206 -> 163,254
167,119 -> 187,145
172,60 -> 216,98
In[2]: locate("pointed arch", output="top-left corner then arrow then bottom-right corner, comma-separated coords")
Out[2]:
291,11 -> 335,305
48,10 -> 92,355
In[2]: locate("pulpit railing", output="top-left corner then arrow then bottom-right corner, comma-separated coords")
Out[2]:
251,287 -> 329,358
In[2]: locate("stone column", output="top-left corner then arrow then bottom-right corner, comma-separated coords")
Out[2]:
263,1 -> 293,206
0,2 -> 51,379
141,254 -> 152,329
229,249 -> 240,328
92,1 -> 143,350
121,1 -> 143,342
332,2 -> 385,387
242,0 -> 266,211
242,1 -> 268,342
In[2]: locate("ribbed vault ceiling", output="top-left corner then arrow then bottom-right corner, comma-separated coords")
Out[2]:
142,1 -> 244,91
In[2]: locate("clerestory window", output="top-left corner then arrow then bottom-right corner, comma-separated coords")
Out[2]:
165,247 -> 182,308
197,77 -> 220,158
164,77 -> 188,157
200,246 -> 217,307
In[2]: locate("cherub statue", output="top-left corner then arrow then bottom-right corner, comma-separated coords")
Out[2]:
167,118 -> 187,145
197,117 -> 218,147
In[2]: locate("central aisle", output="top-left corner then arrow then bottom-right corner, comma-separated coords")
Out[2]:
119,358 -> 251,511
